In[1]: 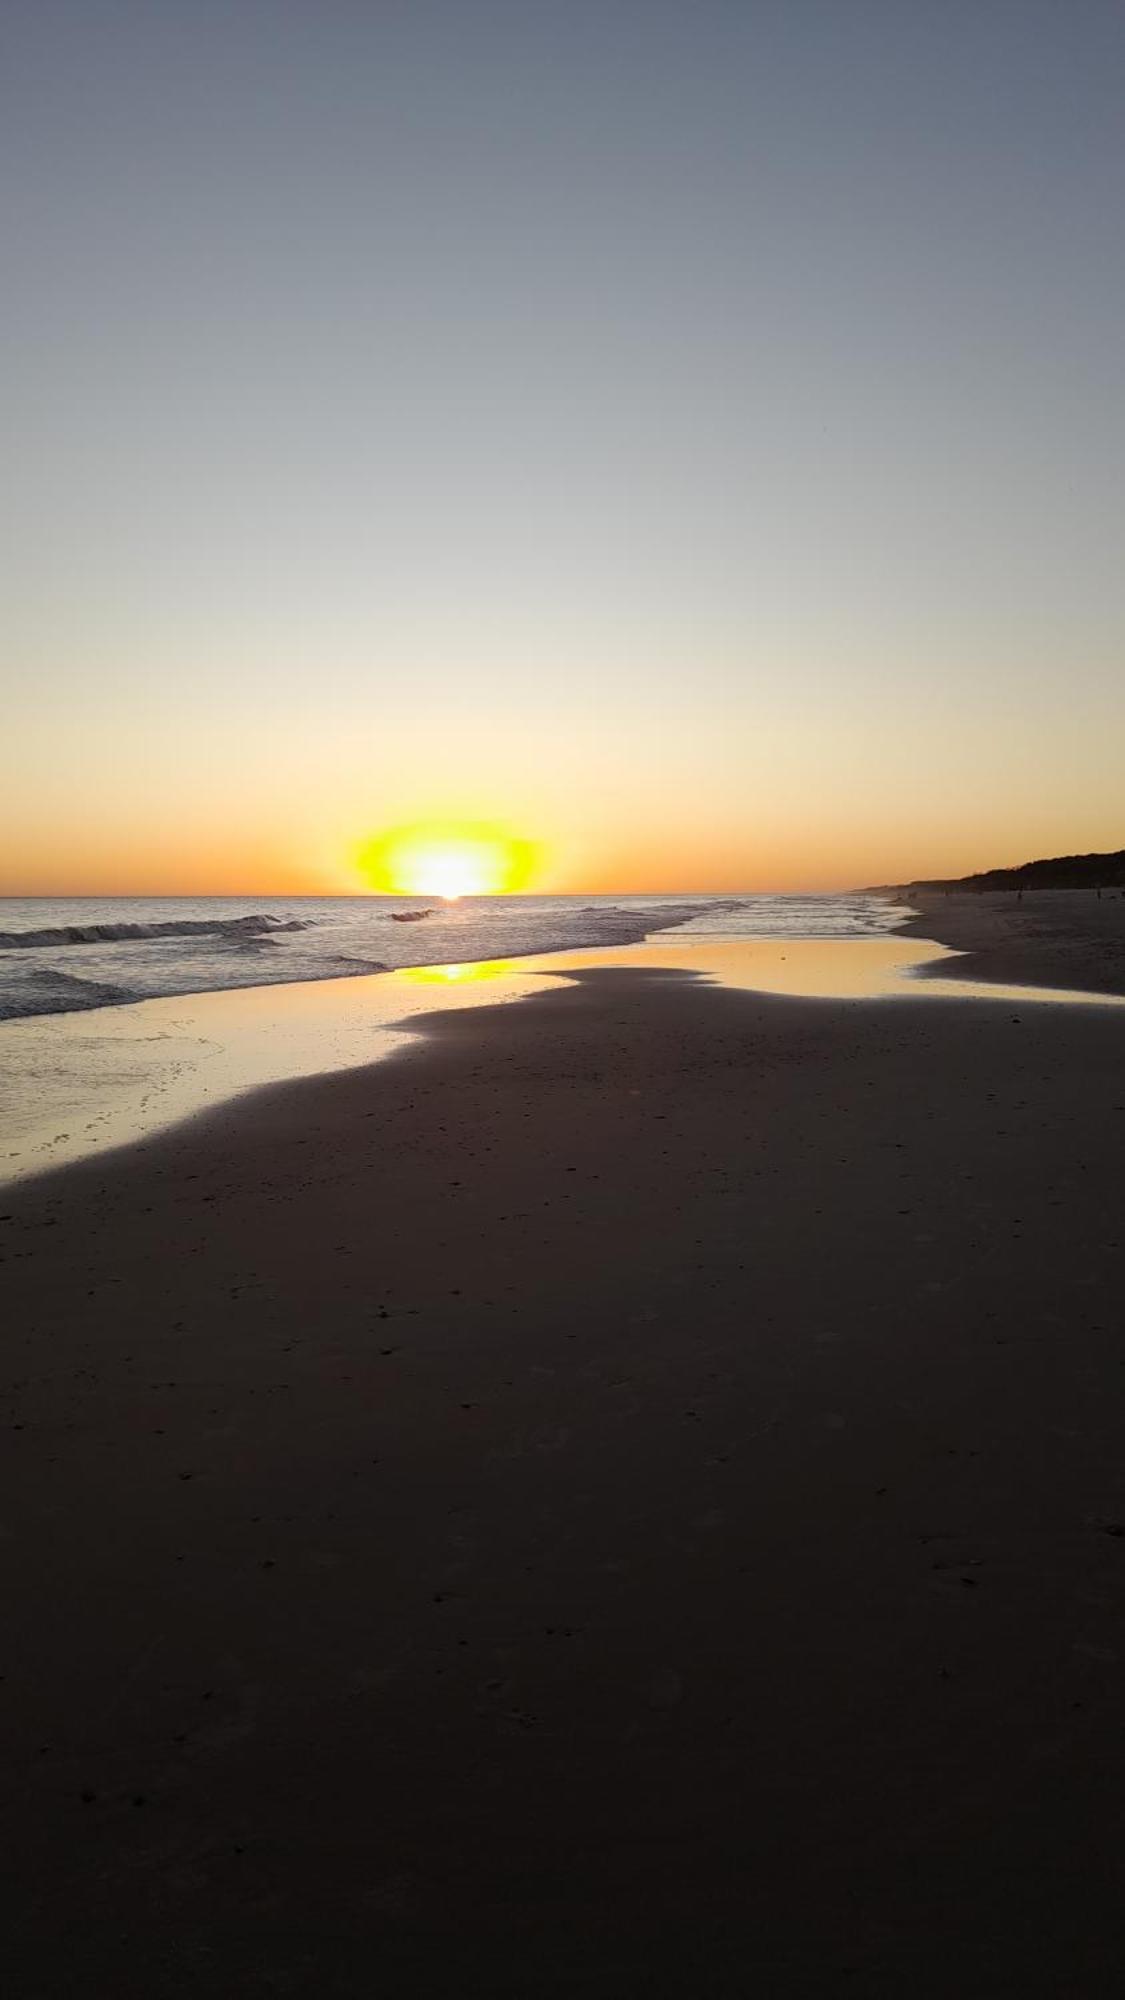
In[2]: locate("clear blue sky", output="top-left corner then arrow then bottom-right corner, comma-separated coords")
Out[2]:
3,0 -> 1123,890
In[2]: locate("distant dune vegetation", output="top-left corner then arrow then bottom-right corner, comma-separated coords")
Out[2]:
906,848 -> 1125,892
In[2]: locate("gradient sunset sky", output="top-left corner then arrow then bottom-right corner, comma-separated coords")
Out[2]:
3,0 -> 1123,895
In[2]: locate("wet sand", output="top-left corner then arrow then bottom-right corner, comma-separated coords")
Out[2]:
903,887 -> 1125,996
3,963 -> 1125,1995
6,931 -> 1119,1187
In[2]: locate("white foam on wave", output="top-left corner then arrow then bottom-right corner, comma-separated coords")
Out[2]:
0,913 -> 309,950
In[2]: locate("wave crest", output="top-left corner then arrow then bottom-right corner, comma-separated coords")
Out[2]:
0,914 -> 309,951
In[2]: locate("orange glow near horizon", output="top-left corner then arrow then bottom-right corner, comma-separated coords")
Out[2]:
356,822 -> 539,900
5,793 -> 1124,901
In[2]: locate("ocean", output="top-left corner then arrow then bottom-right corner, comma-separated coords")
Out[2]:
0,893 -> 909,1023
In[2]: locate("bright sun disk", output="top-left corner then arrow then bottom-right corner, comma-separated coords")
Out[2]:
357,822 -> 537,900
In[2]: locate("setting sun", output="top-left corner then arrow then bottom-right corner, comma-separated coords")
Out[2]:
357,822 -> 538,900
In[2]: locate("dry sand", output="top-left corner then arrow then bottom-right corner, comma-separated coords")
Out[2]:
904,887 -> 1125,997
3,942 -> 1125,1993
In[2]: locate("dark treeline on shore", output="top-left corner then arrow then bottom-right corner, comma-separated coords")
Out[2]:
891,847 -> 1125,894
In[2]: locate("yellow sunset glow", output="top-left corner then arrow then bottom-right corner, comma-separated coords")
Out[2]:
357,822 -> 538,900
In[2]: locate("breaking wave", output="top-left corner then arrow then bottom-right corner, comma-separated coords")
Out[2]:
0,913 -> 310,951
0,968 -> 141,1019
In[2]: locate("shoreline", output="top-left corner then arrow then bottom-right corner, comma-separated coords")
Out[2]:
5,929 -> 1122,1189
4,955 -> 1125,1992
895,886 -> 1125,996
0,894 -> 752,1027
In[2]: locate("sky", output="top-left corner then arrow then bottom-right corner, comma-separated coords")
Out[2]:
2,0 -> 1123,894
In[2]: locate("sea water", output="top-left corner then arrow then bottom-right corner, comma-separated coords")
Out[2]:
0,892 -> 907,1022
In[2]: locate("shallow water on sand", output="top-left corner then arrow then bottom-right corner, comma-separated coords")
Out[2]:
586,934 -> 1125,1006
1,935 -> 1121,1183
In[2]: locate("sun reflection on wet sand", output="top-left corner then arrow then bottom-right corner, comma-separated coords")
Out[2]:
3,935 -> 1121,1182
399,960 -> 515,984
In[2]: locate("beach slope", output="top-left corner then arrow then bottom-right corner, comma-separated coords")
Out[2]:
3,966 -> 1124,1994
903,887 -> 1125,995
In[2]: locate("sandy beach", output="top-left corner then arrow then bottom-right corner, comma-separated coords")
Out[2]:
3,918 -> 1125,1995
8,0 -> 1123,1986
903,887 -> 1125,998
